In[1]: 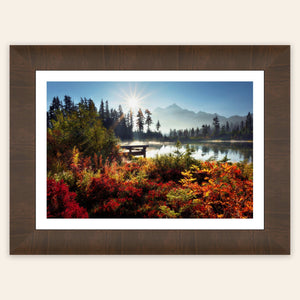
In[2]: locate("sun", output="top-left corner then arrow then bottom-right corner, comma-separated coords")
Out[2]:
128,96 -> 139,110
116,83 -> 152,113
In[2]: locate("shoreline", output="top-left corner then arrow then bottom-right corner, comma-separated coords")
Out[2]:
120,139 -> 253,146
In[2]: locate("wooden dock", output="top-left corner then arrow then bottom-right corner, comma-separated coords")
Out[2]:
120,145 -> 149,158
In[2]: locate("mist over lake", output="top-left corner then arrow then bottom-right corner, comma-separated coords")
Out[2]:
122,141 -> 253,163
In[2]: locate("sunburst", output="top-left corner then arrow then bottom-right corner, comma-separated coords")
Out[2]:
117,83 -> 151,112
127,95 -> 139,110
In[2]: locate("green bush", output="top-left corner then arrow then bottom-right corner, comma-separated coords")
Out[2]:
47,106 -> 121,173
149,142 -> 201,182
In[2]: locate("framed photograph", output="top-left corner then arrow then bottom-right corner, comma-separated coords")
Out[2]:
10,46 -> 290,254
37,70 -> 263,230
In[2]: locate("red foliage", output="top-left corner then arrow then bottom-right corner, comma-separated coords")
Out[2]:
47,157 -> 253,219
47,178 -> 88,218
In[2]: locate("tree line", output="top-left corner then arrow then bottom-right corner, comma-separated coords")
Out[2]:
47,96 -> 162,141
47,96 -> 252,142
169,113 -> 253,140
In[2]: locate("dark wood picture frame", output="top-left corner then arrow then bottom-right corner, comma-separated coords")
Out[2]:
10,45 -> 290,254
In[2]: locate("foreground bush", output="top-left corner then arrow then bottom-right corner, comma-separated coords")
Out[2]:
47,148 -> 253,218
148,143 -> 200,182
47,178 -> 88,218
47,100 -> 121,174
178,162 -> 253,218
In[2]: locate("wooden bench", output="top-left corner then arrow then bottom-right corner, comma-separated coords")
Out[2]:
120,145 -> 149,158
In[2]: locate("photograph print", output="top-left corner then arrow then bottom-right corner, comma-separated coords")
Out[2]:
46,75 -> 256,221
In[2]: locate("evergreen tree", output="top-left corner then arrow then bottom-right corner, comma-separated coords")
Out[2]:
145,109 -> 153,132
136,109 -> 144,132
104,100 -> 110,127
87,98 -> 97,115
220,124 -> 226,136
245,112 -> 253,139
51,96 -> 61,111
99,99 -> 105,120
183,129 -> 189,138
240,120 -> 244,131
48,96 -> 62,127
125,112 -> 133,140
178,130 -> 183,138
213,115 -> 220,136
63,95 -> 74,116
129,110 -> 134,137
202,124 -> 209,137
191,127 -> 195,137
173,129 -> 178,138
246,112 -> 253,132
156,120 -> 161,132
226,121 -> 230,133
116,105 -> 126,138
110,108 -> 118,127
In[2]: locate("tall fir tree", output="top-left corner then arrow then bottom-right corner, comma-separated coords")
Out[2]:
213,115 -> 220,136
99,99 -> 105,120
156,120 -> 161,132
63,95 -> 74,116
136,109 -> 145,132
145,109 -> 153,132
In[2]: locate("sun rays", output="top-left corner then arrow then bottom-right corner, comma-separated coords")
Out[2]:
116,83 -> 152,112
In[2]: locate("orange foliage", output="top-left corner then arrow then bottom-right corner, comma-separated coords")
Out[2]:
48,151 -> 253,219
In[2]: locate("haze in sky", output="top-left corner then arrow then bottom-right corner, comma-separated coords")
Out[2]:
47,81 -> 253,117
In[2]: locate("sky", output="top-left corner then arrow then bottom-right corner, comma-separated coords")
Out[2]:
47,81 -> 253,117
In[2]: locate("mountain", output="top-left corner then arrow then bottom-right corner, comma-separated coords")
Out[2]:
152,104 -> 251,133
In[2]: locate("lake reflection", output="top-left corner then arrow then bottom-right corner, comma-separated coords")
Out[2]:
146,142 -> 253,163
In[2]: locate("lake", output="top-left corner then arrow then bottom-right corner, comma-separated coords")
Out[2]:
122,141 -> 253,163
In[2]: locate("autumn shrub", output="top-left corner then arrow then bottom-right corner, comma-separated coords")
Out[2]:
179,163 -> 253,218
47,178 -> 88,218
84,175 -> 119,209
47,146 -> 253,219
236,161 -> 253,180
86,176 -> 144,217
47,131 -> 73,173
53,170 -> 76,191
75,170 -> 180,218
